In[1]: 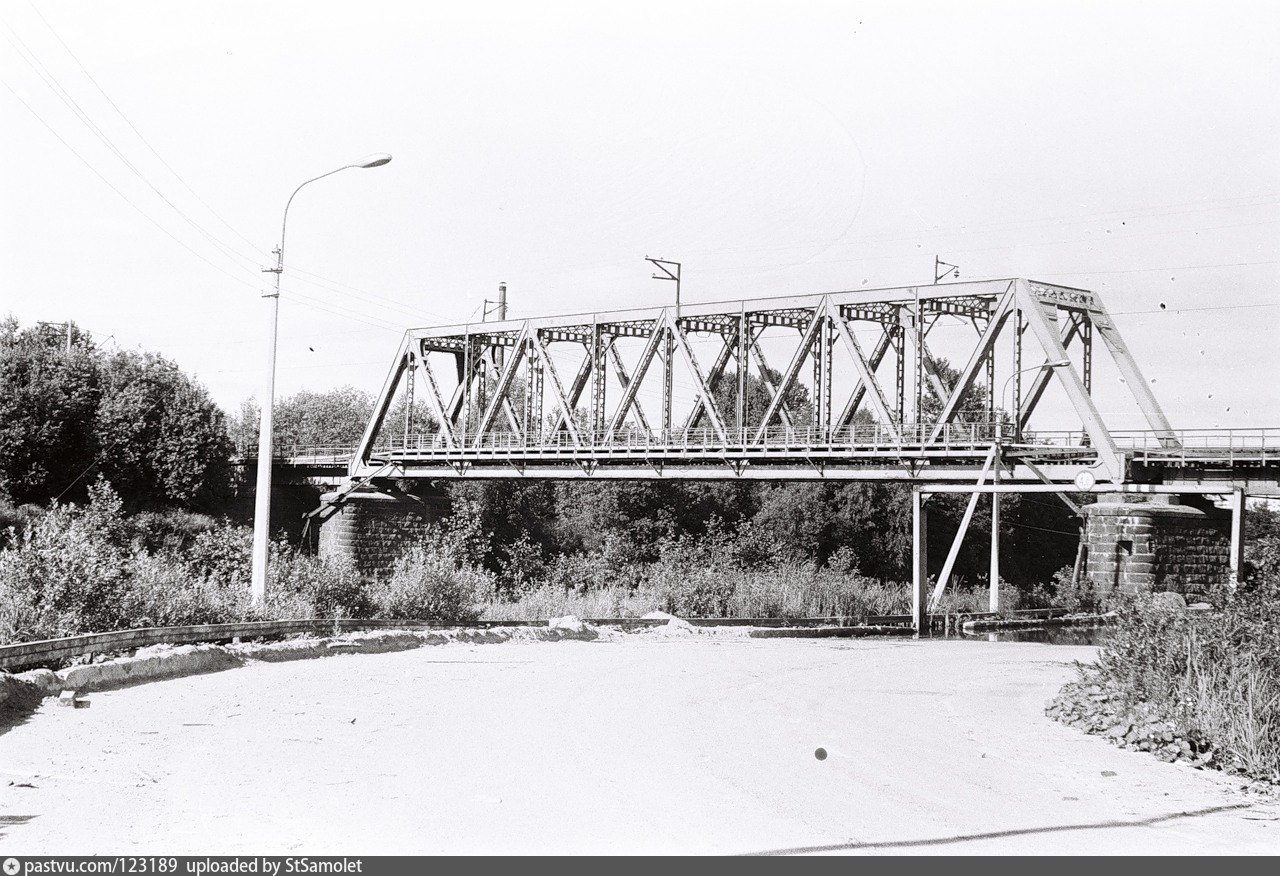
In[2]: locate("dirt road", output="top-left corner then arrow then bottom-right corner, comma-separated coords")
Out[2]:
1,635 -> 1276,854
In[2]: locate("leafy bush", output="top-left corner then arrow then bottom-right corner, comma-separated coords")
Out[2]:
365,537 -> 492,623
270,550 -> 368,619
123,509 -> 220,554
1048,564 -> 1110,614
0,479 -> 430,643
0,481 -> 134,638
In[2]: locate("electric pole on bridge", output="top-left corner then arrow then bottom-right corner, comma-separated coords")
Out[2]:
646,257 -> 681,439
933,256 -> 959,284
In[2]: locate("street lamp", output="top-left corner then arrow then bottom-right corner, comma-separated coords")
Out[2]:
251,153 -> 393,604
987,358 -> 1070,612
999,359 -> 1071,438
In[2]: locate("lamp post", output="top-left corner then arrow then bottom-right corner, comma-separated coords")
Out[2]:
988,359 -> 1070,611
251,153 -> 392,605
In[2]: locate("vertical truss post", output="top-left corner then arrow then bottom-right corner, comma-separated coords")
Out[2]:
1013,309 -> 1024,442
913,294 -> 925,428
662,319 -> 674,440
1080,314 -> 1093,395
461,330 -> 474,445
819,316 -> 833,435
912,487 -> 929,636
893,321 -> 905,425
526,335 -> 544,443
591,319 -> 607,439
737,309 -> 748,443
403,349 -> 415,451
985,343 -> 995,431
476,346 -> 489,427
812,318 -> 823,431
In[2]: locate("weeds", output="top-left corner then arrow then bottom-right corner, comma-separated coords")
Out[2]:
0,480 -> 488,643
1076,578 -> 1280,783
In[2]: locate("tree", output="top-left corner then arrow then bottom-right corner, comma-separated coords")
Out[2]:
230,386 -> 375,452
0,318 -> 101,505
94,350 -> 233,511
0,316 -> 234,513
229,385 -> 437,453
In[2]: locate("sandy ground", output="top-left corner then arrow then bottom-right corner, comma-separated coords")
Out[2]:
1,634 -> 1277,855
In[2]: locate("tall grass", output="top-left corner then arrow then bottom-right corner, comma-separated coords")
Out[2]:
477,533 -> 1036,622
1082,572 -> 1280,783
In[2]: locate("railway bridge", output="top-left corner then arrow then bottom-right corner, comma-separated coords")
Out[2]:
259,278 -> 1279,631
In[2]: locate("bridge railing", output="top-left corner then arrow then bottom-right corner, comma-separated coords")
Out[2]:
376,420 -> 1018,453
253,426 -> 1278,467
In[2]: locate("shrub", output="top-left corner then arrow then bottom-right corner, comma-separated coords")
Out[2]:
115,553 -> 254,628
0,481 -> 134,638
270,550 -> 368,619
366,539 -> 491,622
1049,564 -> 1109,614
124,509 -> 219,554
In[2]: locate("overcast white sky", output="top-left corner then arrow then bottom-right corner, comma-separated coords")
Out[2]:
1,0 -> 1277,430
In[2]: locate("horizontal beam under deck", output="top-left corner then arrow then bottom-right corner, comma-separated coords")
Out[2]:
348,460 -> 1107,482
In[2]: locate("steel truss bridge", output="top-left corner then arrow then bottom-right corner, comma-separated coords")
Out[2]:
329,278 -> 1276,491
267,277 -> 1276,633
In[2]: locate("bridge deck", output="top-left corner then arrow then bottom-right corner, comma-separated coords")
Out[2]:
256,426 -> 1279,487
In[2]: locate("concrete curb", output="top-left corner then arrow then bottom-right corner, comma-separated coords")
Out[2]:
3,624 -> 608,701
960,613 -> 1115,633
748,625 -> 915,639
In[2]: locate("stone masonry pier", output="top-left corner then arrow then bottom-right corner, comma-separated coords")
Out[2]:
317,490 -> 447,577
1079,494 -> 1234,599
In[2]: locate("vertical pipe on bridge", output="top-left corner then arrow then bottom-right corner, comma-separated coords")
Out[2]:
1228,487 -> 1245,584
912,487 -> 929,636
990,444 -> 1001,612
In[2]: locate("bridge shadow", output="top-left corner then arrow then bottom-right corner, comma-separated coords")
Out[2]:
742,803 -> 1253,855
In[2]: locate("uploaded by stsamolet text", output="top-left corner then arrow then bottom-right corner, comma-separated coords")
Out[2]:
4,860 -> 365,875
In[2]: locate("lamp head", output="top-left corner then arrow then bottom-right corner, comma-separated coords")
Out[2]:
355,153 -> 392,168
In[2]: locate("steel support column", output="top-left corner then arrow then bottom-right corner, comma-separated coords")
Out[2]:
1228,487 -> 1245,584
912,487 -> 929,636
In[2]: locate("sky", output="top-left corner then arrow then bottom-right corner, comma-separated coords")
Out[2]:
1,0 -> 1277,432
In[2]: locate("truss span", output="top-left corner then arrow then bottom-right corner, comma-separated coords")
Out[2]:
344,278 -> 1228,485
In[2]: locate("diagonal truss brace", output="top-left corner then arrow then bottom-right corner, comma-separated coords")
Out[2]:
1013,281 -> 1125,481
929,285 -> 1016,442
351,333 -> 410,475
822,298 -> 901,440
474,322 -> 531,442
667,312 -> 729,444
929,444 -> 999,611
604,315 -> 666,442
533,334 -> 583,447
